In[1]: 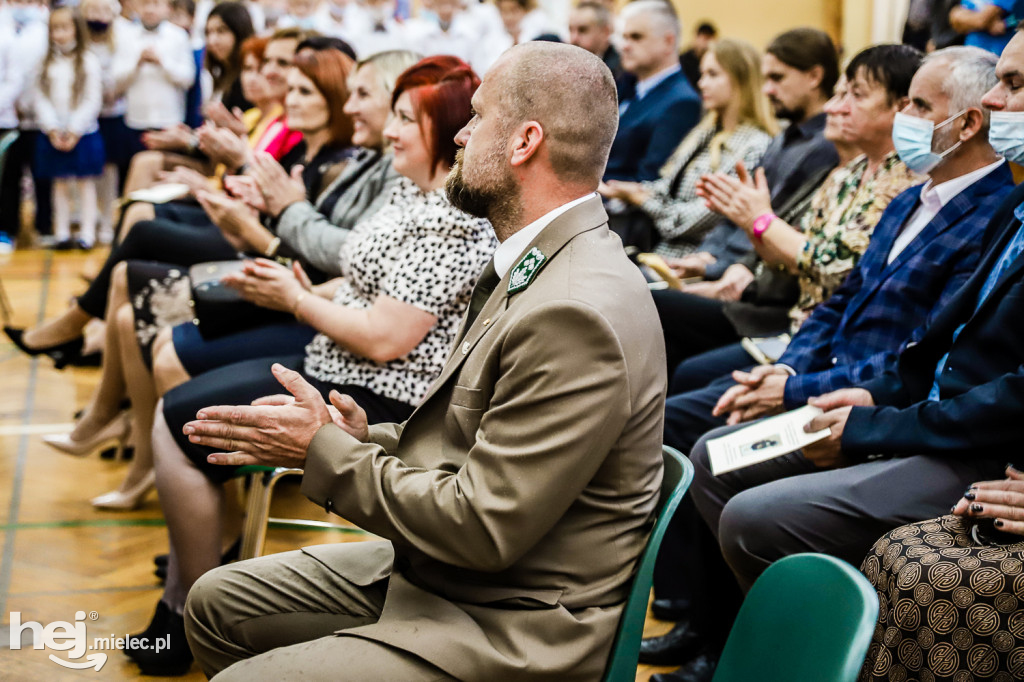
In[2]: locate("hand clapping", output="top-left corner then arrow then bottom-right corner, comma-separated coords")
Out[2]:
183,364 -> 370,468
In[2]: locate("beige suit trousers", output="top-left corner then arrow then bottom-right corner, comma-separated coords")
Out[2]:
185,547 -> 456,681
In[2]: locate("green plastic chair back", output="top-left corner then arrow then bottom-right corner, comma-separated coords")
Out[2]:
0,130 -> 19,183
601,445 -> 694,682
712,553 -> 879,682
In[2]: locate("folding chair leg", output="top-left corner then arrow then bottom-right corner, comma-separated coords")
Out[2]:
0,275 -> 11,325
239,468 -> 304,560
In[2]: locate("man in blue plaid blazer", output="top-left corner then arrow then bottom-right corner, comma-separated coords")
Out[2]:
645,46 -> 1018,681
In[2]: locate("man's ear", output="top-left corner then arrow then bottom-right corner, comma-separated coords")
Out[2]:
959,107 -> 985,141
510,121 -> 544,167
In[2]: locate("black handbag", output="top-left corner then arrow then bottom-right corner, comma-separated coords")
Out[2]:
188,261 -> 293,340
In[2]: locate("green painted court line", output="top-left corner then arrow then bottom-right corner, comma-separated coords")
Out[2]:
0,517 -> 368,535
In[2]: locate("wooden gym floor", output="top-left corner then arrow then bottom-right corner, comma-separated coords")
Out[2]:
0,247 -> 676,681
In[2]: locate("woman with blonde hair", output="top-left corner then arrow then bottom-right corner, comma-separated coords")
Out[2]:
600,37 -> 777,258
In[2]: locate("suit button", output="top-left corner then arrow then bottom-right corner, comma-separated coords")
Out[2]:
831,357 -> 838,365
482,318 -> 491,327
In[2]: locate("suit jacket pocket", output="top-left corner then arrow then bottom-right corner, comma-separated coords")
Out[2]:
447,385 -> 485,447
302,540 -> 394,586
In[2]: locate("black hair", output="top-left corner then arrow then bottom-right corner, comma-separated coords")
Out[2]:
766,27 -> 839,96
695,21 -> 716,36
845,43 -> 924,104
205,1 -> 255,96
296,35 -> 357,61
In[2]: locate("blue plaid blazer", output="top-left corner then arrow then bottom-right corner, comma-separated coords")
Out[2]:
778,162 -> 1016,408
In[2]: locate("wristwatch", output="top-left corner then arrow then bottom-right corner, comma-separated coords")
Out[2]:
751,212 -> 777,241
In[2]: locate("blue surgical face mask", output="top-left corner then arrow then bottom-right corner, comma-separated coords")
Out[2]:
989,110 -> 1024,165
892,110 -> 966,174
11,5 -> 44,26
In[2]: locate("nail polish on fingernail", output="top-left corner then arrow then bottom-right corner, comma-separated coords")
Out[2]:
964,492 -> 976,501
971,503 -> 984,513
995,519 -> 1005,528
1008,463 -> 1017,471
950,505 -> 957,513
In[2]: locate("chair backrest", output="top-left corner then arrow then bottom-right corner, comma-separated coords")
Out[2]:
712,553 -> 879,682
601,445 -> 694,682
0,130 -> 19,183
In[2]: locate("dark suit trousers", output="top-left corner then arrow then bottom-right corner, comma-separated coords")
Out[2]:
654,346 -> 752,603
689,422 -> 1006,593
652,288 -> 740,376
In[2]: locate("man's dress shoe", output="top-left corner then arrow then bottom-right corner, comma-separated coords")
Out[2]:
651,597 -> 690,621
650,653 -> 718,682
638,621 -> 703,665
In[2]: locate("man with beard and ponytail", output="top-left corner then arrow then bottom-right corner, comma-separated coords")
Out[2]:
180,41 -> 667,681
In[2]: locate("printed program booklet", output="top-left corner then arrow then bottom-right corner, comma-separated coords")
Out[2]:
707,405 -> 832,476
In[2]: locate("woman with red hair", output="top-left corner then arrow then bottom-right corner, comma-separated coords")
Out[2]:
123,56 -> 496,676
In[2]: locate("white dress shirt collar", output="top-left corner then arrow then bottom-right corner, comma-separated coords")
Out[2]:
886,158 -> 1005,265
635,63 -> 682,101
493,193 -> 595,278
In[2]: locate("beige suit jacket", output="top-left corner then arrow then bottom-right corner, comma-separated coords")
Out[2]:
300,196 -> 667,681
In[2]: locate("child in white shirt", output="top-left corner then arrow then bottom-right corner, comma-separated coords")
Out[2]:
33,7 -> 105,249
113,0 -> 195,146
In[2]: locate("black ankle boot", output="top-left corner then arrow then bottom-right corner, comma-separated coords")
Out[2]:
128,605 -> 193,676
126,600 -> 171,661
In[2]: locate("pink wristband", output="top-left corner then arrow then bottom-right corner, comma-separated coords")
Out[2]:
751,212 -> 776,241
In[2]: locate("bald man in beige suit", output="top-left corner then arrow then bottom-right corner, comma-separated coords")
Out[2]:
182,41 -> 667,681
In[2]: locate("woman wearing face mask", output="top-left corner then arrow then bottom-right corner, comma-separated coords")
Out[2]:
121,55 -> 494,676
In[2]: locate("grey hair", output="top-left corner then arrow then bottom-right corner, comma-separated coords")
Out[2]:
925,46 -> 999,130
620,0 -> 679,41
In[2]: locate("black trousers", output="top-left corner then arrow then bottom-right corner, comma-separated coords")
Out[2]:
652,288 -> 740,376
654,343 -> 754,606
162,354 -> 415,484
0,129 -> 51,237
77,218 -> 237,318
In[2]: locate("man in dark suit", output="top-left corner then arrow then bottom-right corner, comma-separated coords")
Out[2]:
647,45 -> 1016,682
603,0 -> 701,182
569,1 -> 623,83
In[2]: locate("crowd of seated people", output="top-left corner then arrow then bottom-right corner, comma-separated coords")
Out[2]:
6,0 -> 1024,679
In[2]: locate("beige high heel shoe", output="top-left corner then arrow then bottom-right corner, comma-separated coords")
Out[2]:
43,410 -> 131,458
91,470 -> 156,511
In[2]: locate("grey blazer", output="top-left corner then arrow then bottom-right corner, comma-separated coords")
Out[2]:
275,149 -> 400,275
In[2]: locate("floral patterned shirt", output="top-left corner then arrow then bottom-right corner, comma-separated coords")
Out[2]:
789,151 -> 921,330
304,177 -> 497,405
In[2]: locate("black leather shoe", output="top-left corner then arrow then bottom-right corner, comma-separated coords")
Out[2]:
129,605 -> 193,676
650,652 -> 718,682
638,621 -> 704,665
651,597 -> 691,621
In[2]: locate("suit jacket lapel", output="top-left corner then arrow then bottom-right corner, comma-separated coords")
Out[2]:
413,197 -> 610,410
839,190 -> 919,322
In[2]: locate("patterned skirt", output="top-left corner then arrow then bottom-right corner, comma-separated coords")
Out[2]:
859,515 -> 1024,682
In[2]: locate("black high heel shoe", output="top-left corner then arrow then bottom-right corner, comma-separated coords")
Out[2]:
3,326 -> 84,369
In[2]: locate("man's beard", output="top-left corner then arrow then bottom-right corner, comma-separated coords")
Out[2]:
771,100 -> 805,124
445,148 -> 519,227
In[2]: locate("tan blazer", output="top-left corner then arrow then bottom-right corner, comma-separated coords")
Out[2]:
300,196 -> 667,681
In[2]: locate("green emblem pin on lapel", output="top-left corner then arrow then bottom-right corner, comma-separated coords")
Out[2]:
507,246 -> 547,294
